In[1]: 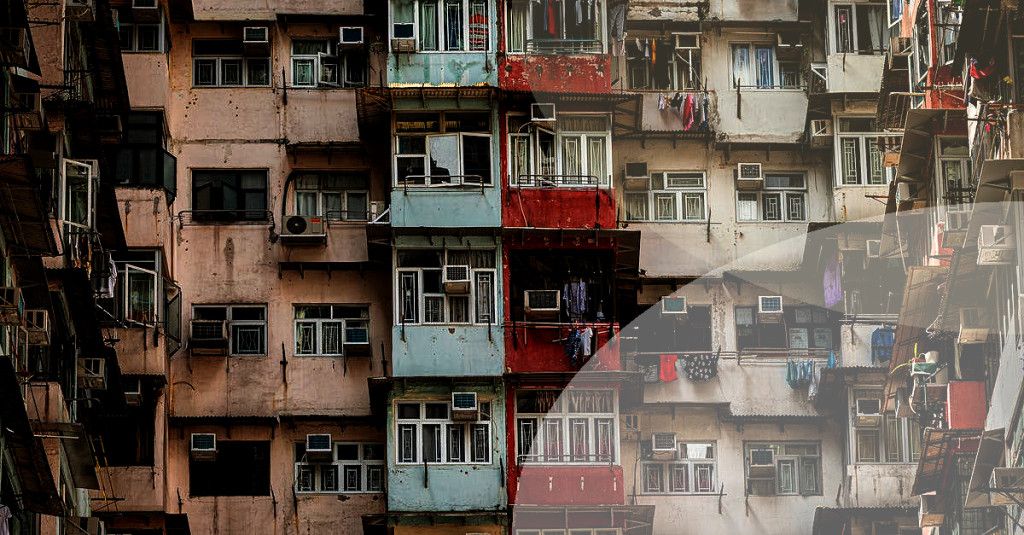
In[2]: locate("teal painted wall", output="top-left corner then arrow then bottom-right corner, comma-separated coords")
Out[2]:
388,0 -> 498,87
386,383 -> 507,512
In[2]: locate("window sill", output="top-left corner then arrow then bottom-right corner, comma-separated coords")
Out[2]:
624,219 -> 708,224
190,86 -> 273,90
287,85 -> 364,90
395,50 -> 492,55
640,492 -> 719,496
121,50 -> 166,54
295,490 -> 383,495
735,220 -> 808,224
835,183 -> 890,188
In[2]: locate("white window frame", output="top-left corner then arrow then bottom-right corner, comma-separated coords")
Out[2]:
731,42 -> 802,90
835,117 -> 898,186
934,136 -> 973,221
192,304 -> 267,356
736,173 -> 807,223
504,0 -> 606,54
395,400 -> 492,465
60,158 -> 98,232
745,442 -> 822,496
848,388 -> 922,464
293,173 -> 370,222
192,40 -> 271,88
641,442 -> 717,494
123,264 -> 159,325
624,34 -> 702,90
392,0 -> 491,53
515,389 -> 618,466
394,111 -> 493,187
293,305 -> 370,357
295,442 -> 385,494
395,250 -> 497,325
507,114 -> 611,187
117,10 -> 166,53
831,2 -> 888,55
289,39 -> 367,88
624,171 -> 706,222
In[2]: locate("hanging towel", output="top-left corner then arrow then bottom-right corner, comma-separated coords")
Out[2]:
659,354 -> 679,382
683,93 -> 694,130
871,327 -> 895,363
786,359 -> 797,388
828,350 -> 837,369
700,93 -> 710,131
807,362 -> 819,401
581,327 -> 594,356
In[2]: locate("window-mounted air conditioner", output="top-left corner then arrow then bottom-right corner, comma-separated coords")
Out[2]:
531,103 -> 556,122
977,225 -> 1015,265
0,287 -> 24,325
391,23 -> 416,52
623,162 -> 649,190
190,433 -> 217,461
661,296 -> 688,315
243,26 -> 270,55
758,296 -> 783,323
306,434 -> 333,461
674,33 -> 699,50
124,379 -> 142,406
854,398 -> 882,427
443,265 -> 471,294
340,26 -> 364,45
865,239 -> 882,259
281,215 -> 327,243
189,319 -> 228,355
77,357 -> 107,390
958,307 -> 989,345
452,392 -> 479,421
651,432 -> 677,453
777,31 -> 803,48
24,309 -> 49,345
990,467 -> 1024,506
748,449 -> 776,477
525,290 -> 561,318
736,163 -> 764,190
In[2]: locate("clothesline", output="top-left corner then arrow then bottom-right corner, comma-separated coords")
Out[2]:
505,321 -> 617,328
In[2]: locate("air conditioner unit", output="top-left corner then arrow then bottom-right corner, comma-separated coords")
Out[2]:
865,239 -> 881,258
736,163 -> 764,190
896,182 -> 917,202
524,289 -> 561,318
977,225 -> 1015,265
124,378 -> 142,406
77,357 -> 106,390
674,33 -> 699,50
777,31 -> 803,48
623,162 -> 649,190
855,398 -> 882,427
958,307 -> 989,344
651,432 -> 677,452
306,434 -> 333,461
452,392 -> 479,421
243,26 -> 270,55
758,296 -> 784,323
189,319 -> 228,355
281,215 -> 327,242
24,309 -> 50,345
190,433 -> 217,461
0,287 -> 24,325
65,0 -> 94,21
990,467 -> 1024,506
340,26 -> 364,45
661,296 -> 688,315
131,0 -> 159,21
748,449 -> 776,477
443,265 -> 471,294
531,103 -> 556,122
810,119 -> 833,148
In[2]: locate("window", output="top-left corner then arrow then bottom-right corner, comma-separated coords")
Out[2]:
732,43 -> 801,89
60,158 -> 98,233
115,112 -> 177,199
626,36 -> 701,90
295,442 -> 384,494
190,441 -> 270,496
736,305 -> 837,351
294,305 -> 369,356
116,9 -> 165,52
735,173 -> 807,222
935,0 -> 961,65
290,39 -> 366,88
642,442 -> 717,494
625,172 -> 706,222
506,0 -> 603,53
913,3 -> 930,84
396,400 -> 492,464
836,118 -> 897,185
392,0 -> 489,52
395,111 -> 492,186
745,442 -> 821,496
118,251 -> 160,325
293,171 -> 369,221
192,39 -> 270,87
191,169 -> 268,221
850,389 -> 922,464
936,138 -> 973,227
833,3 -> 887,54
396,249 -> 496,325
193,305 -> 267,356
508,115 -> 610,187
515,389 -> 617,464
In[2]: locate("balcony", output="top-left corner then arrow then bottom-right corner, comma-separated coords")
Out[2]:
504,175 -> 616,229
505,322 -> 619,373
512,464 -> 624,506
840,463 -> 918,508
824,54 -> 886,94
500,52 -> 611,94
114,146 -> 176,203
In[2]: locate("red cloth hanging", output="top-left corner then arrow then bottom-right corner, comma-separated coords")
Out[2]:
682,94 -> 694,130
659,354 -> 678,382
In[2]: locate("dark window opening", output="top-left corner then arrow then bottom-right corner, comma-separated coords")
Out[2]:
89,382 -> 158,466
507,249 -> 615,323
189,440 -> 271,496
191,170 -> 268,222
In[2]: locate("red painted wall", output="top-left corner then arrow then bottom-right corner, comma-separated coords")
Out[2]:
505,324 -> 620,373
500,55 -> 612,93
946,381 -> 987,430
511,465 -> 625,506
504,187 -> 617,229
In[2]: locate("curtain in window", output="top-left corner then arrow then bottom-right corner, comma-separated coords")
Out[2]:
295,191 -> 318,216
445,0 -> 464,50
587,137 -> 606,185
835,6 -> 853,52
469,0 -> 488,51
625,193 -> 648,221
595,418 -> 614,461
420,1 -> 439,51
508,3 -> 527,53
732,45 -> 749,87
755,47 -> 774,88
511,135 -> 530,185
126,267 -> 156,323
562,136 -> 582,182
644,464 -> 663,492
864,5 -> 885,52
671,465 -> 689,492
544,419 -> 562,461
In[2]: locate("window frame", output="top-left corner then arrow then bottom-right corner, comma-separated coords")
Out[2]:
514,389 -> 619,466
395,249 -> 497,326
293,305 -> 370,357
117,9 -> 166,53
624,34 -> 702,91
394,111 -> 494,187
641,442 -> 718,495
289,39 -> 366,89
192,304 -> 268,356
625,171 -> 707,222
190,169 -> 269,222
191,39 -> 271,88
395,400 -> 493,465
831,2 -> 889,55
934,136 -> 973,225
834,117 -> 898,186
292,171 -> 370,222
393,0 -> 491,53
735,172 -> 808,223
731,42 -> 802,90
506,113 -> 612,187
504,0 -> 606,54
848,388 -> 922,464
744,442 -> 822,497
294,442 -> 385,494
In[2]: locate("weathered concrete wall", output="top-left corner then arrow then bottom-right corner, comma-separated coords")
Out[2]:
838,322 -> 891,368
826,54 -> 886,94
191,0 -> 363,20
842,463 -> 917,508
833,185 -> 889,222
123,54 -> 171,109
500,55 -> 612,93
709,0 -> 799,22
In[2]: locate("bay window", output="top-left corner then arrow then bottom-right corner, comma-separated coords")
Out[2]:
395,111 -> 492,186
396,249 -> 496,325
745,442 -> 821,496
293,171 -> 369,221
506,0 -> 604,53
192,39 -> 270,87
836,118 -> 897,185
833,3 -> 887,54
515,389 -> 617,464
290,39 -> 366,88
295,442 -> 384,494
294,305 -> 369,357
391,0 -> 489,52
508,114 -> 611,187
624,171 -> 706,222
736,173 -> 807,222
642,442 -> 717,494
850,389 -> 922,464
396,400 -> 492,464
732,43 -> 801,89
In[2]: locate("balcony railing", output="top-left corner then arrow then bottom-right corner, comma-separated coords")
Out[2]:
398,174 -> 486,194
526,39 -> 602,55
177,210 -> 273,225
512,174 -> 606,188
517,453 -> 617,465
505,321 -> 618,372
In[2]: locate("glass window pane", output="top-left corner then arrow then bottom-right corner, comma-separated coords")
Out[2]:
474,271 -> 494,324
562,136 -> 582,182
447,424 -> 464,462
695,463 -> 715,492
221,59 -> 242,85
544,419 -> 562,462
625,193 -> 649,221
462,135 -> 492,184
777,459 -> 796,493
754,46 -> 774,88
293,58 -> 315,86
471,424 -> 489,462
422,424 -> 442,463
342,466 -> 359,491
762,193 -> 782,221
468,0 -> 488,51
247,59 -> 270,86
399,424 -> 416,462
295,322 -> 315,354
587,137 -> 607,185
654,192 -> 677,221
683,193 -> 705,220
420,0 -> 439,51
787,193 -> 806,221
670,464 -> 689,492
445,0 -> 464,50
737,193 -> 758,221
840,137 -> 862,184
644,464 -> 663,493
732,45 -> 750,87
428,134 -> 461,180
857,430 -> 881,462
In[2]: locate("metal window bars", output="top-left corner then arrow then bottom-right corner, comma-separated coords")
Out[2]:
512,174 -> 603,188
399,174 -> 486,194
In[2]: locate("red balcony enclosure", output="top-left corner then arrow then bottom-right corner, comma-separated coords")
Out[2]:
945,381 -> 986,430
511,465 -> 625,506
500,54 -> 612,94
505,323 -> 620,373
504,186 -> 617,229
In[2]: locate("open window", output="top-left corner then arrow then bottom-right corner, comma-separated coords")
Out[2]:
508,114 -> 610,187
291,39 -> 366,88
60,158 -> 98,234
394,112 -> 492,187
833,2 -> 888,54
626,34 -> 703,90
505,0 -> 603,53
124,264 -> 157,325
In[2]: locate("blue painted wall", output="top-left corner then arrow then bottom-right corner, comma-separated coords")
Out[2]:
387,383 -> 507,512
388,0 -> 498,87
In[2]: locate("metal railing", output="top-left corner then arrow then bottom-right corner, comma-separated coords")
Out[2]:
398,174 -> 486,194
177,210 -> 274,225
526,38 -> 602,55
323,209 -> 372,222
517,453 -> 617,465
512,174 -> 605,188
